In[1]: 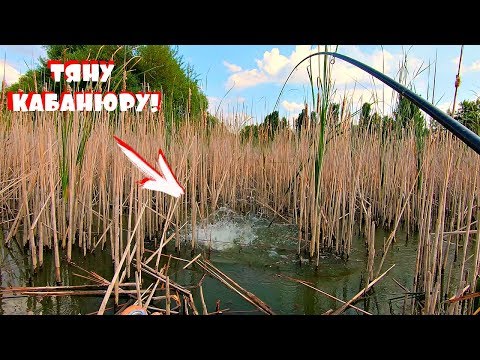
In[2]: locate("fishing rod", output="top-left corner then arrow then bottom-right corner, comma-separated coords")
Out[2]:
275,51 -> 480,155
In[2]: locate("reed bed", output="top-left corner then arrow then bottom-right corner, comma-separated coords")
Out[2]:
0,107 -> 479,315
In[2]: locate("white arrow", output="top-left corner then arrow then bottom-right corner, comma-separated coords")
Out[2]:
113,136 -> 185,198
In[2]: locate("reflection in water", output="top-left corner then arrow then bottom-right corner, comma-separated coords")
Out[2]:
1,208 -> 430,315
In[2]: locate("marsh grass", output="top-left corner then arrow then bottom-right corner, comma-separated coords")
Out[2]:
0,97 -> 479,314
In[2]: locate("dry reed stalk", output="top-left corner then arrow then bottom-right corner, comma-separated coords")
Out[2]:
72,273 -> 106,284
165,275 -> 170,315
199,285 -> 208,315
376,163 -> 424,277
0,283 -> 136,293
367,221 -> 376,283
2,102 -> 480,315
278,274 -> 371,315
97,202 -> 146,315
68,261 -> 109,284
113,160 -> 121,305
197,259 -> 275,314
135,271 -> 142,307
183,253 -> 202,270
20,143 -> 37,272
19,290 -> 139,297
138,261 -> 192,295
331,264 -> 395,315
143,278 -> 161,309
48,134 -> 62,284
473,209 -> 480,292
457,177 -> 476,302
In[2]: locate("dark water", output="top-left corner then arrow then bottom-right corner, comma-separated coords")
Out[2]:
0,208 -> 420,315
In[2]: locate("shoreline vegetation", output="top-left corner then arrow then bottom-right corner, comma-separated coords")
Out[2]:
0,45 -> 479,315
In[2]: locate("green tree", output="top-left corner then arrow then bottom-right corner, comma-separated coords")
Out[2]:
136,45 -> 207,118
7,69 -> 43,92
295,109 -> 316,133
371,112 -> 382,131
240,111 -> 288,143
6,45 -> 207,120
394,96 -> 426,130
45,45 -> 141,92
455,98 -> 480,135
263,110 -> 279,135
359,102 -> 372,130
295,109 -> 306,132
240,124 -> 260,143
329,103 -> 340,126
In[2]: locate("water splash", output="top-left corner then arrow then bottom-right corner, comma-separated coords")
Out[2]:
184,207 -> 259,251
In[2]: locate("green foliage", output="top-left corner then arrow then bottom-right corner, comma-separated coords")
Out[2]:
136,45 -> 207,118
395,96 -> 426,130
394,96 -> 427,148
240,110 -> 288,143
44,45 -> 142,93
314,47 -> 334,200
295,108 -> 316,133
262,110 -> 287,139
6,69 -> 43,93
329,103 -> 340,126
370,113 -> 382,131
6,45 -> 207,121
206,113 -> 220,128
295,109 -> 306,132
358,102 -> 385,132
359,102 -> 372,128
455,98 -> 480,135
240,124 -> 260,143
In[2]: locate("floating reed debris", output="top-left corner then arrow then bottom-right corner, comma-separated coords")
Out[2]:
197,259 -> 275,315
331,264 -> 396,315
278,274 -> 371,315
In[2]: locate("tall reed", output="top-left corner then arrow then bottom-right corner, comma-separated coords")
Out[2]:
0,98 -> 478,314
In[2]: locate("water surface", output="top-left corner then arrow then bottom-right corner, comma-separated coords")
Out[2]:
0,208 -> 420,315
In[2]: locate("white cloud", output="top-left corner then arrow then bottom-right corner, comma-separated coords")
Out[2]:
225,45 -> 426,91
226,68 -> 269,89
210,110 -> 254,131
281,100 -> 304,113
437,101 -> 459,114
207,96 -> 220,114
223,61 -> 242,73
465,59 -> 480,73
207,95 -> 247,115
450,56 -> 480,73
0,60 -> 21,85
451,56 -> 460,65
256,48 -> 290,76
332,86 -> 397,115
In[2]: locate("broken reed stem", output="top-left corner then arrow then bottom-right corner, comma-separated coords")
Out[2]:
143,278 -> 161,309
183,253 -> 202,270
332,264 -> 395,315
165,276 -> 170,315
199,285 -> 208,315
135,271 -> 142,308
278,274 -> 371,315
197,259 -> 275,315
97,203 -> 146,315
0,283 -> 136,293
376,163 -> 424,277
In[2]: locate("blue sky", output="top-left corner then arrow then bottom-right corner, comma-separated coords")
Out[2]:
1,45 -> 479,126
